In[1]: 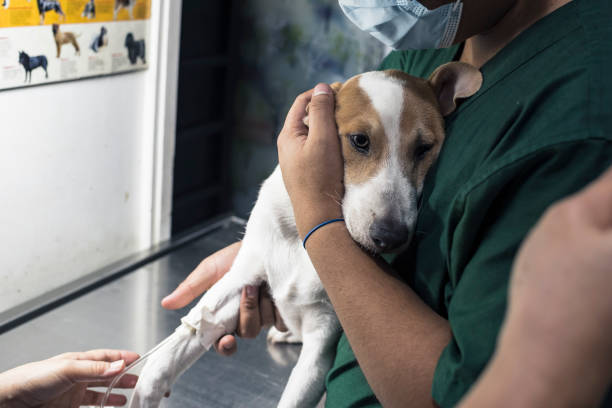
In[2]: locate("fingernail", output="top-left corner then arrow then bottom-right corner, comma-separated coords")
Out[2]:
313,83 -> 332,96
246,285 -> 257,298
104,360 -> 124,375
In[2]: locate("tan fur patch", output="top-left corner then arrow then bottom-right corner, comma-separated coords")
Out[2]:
335,70 -> 445,190
386,70 -> 445,189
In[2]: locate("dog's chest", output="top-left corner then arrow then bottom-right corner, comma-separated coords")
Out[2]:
253,166 -> 332,328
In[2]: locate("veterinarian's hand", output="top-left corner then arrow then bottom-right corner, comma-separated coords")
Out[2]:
0,349 -> 140,407
277,84 -> 344,239
162,242 -> 287,356
461,166 -> 612,406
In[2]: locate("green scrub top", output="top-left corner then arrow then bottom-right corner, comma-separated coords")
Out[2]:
325,0 -> 612,406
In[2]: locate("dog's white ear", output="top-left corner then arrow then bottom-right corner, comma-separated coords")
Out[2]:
428,62 -> 482,116
303,81 -> 343,127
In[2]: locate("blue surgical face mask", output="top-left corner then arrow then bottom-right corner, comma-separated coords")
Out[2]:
338,0 -> 463,50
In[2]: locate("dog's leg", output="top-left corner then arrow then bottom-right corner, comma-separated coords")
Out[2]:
56,42 -> 60,58
129,245 -> 266,408
277,316 -> 341,408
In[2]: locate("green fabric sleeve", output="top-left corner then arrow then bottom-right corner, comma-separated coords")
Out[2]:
432,139 -> 612,407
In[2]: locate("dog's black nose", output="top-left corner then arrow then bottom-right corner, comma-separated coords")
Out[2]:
369,219 -> 410,252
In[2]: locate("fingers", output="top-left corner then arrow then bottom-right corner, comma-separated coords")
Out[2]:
236,286 -> 261,338
282,89 -> 313,137
274,308 -> 289,332
259,284 -> 288,331
214,334 -> 237,356
53,349 -> 140,366
59,359 -> 126,382
82,390 -> 126,407
162,242 -> 242,309
212,284 -> 287,356
89,373 -> 139,389
307,83 -> 336,144
259,284 -> 276,328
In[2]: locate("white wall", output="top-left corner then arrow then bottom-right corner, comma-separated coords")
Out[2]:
0,0 -> 181,313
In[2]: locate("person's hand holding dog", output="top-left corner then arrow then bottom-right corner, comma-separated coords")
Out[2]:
277,83 -> 344,239
0,349 -> 139,407
162,242 -> 288,355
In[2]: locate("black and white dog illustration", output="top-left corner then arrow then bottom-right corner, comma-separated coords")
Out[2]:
18,51 -> 48,83
82,0 -> 95,18
37,0 -> 65,25
90,26 -> 108,53
113,0 -> 134,20
125,33 -> 145,64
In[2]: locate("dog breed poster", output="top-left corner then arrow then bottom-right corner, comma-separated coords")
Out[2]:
0,0 -> 151,90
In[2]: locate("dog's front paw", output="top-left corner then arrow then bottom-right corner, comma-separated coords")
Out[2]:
267,327 -> 302,345
130,383 -> 168,408
129,328 -> 202,408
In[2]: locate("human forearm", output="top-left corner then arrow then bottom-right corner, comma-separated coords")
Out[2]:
460,322 -> 611,408
305,222 -> 450,407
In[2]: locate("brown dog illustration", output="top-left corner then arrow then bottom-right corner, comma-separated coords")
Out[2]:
52,24 -> 80,58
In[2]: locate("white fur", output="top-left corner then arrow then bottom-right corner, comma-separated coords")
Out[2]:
343,73 -> 418,252
129,72 -> 424,408
130,167 -> 341,408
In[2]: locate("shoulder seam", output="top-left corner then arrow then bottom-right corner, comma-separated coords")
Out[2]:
457,136 -> 612,200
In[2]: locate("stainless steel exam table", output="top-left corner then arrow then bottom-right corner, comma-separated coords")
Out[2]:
0,216 -> 300,407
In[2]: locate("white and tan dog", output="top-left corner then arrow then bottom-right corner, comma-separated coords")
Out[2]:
125,63 -> 482,408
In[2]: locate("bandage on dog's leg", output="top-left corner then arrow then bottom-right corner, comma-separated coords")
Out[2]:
127,247 -> 265,408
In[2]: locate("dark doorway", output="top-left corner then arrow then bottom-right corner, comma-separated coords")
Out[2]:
171,1 -> 238,235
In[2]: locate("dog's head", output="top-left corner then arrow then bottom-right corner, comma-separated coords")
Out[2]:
101,26 -> 107,35
18,50 -> 26,62
307,62 -> 482,253
51,23 -> 59,34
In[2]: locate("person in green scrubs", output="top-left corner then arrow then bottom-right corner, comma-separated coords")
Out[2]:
164,0 -> 612,406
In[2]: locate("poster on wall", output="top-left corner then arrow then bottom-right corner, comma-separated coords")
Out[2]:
0,0 -> 151,91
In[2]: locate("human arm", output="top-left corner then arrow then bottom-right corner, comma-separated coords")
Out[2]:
0,349 -> 139,407
459,166 -> 612,408
277,84 -> 451,407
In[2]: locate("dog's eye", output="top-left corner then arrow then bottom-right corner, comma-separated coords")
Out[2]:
350,134 -> 370,153
414,143 -> 434,160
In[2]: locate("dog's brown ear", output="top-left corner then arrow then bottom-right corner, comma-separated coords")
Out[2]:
428,62 -> 482,116
304,81 -> 343,127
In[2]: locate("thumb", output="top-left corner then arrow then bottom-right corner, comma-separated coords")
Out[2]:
307,83 -> 336,143
60,359 -> 125,382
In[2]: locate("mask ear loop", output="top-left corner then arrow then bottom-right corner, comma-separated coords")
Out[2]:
452,0 -> 461,12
